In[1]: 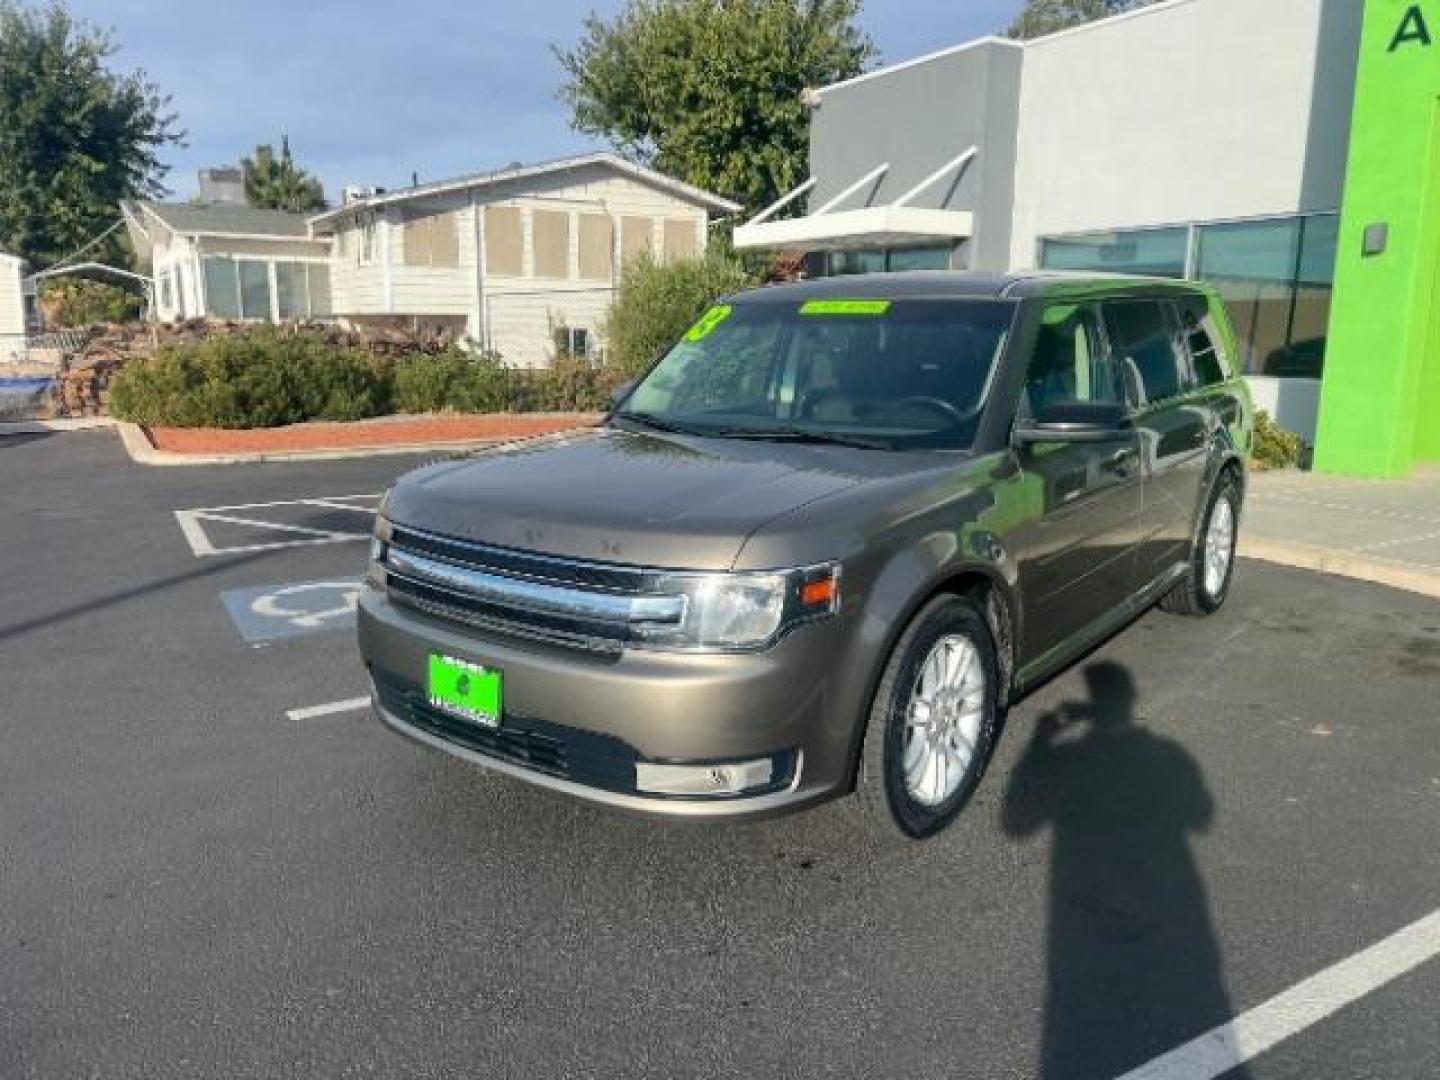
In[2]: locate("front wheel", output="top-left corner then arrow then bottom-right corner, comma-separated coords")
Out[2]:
1160,473 -> 1240,616
850,593 -> 1002,840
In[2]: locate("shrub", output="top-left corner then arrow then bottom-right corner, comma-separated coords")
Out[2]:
40,278 -> 143,326
605,251 -> 756,377
1250,409 -> 1305,470
110,328 -> 393,428
392,349 -> 512,413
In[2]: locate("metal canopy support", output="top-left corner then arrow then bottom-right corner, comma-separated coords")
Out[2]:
746,176 -> 818,227
25,262 -> 154,288
814,163 -> 891,216
891,147 -> 979,208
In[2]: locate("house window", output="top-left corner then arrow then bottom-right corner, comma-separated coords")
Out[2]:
158,272 -> 174,312
554,325 -> 590,358
578,213 -> 613,281
237,260 -> 271,320
307,264 -> 332,318
663,218 -> 697,263
202,257 -> 241,319
358,217 -> 378,266
620,216 -> 654,266
485,205 -> 524,276
402,209 -> 459,268
275,262 -> 309,320
532,210 -> 571,279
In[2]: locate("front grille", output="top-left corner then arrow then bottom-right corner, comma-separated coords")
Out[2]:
372,669 -> 639,793
382,526 -> 681,655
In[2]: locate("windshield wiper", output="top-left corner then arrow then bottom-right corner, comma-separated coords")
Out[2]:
612,411 -> 707,437
711,427 -> 895,451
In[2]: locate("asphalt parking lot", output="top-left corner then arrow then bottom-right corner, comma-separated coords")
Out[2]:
3,428 -> 1438,1079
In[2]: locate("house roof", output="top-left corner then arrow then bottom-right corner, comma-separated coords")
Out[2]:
309,152 -> 743,229
128,200 -> 314,239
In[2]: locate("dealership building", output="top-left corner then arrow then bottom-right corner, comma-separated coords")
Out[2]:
734,0 -> 1439,477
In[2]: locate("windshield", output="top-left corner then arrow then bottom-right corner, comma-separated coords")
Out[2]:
617,298 -> 1016,450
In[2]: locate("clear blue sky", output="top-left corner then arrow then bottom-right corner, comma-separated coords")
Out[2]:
67,0 -> 1022,200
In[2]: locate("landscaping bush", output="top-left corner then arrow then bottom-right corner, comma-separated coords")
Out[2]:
606,251 -> 756,377
392,349 -> 513,413
110,328 -> 393,428
1250,409 -> 1305,470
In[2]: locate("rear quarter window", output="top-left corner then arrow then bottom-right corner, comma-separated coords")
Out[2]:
1177,295 -> 1232,387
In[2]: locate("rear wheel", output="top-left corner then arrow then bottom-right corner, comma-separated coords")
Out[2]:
1160,473 -> 1240,616
851,593 -> 1002,840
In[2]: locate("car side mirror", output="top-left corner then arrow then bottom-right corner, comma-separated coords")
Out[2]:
1012,400 -> 1131,446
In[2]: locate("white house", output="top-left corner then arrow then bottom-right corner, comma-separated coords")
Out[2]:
308,153 -> 741,367
122,201 -> 332,323
0,251 -> 29,362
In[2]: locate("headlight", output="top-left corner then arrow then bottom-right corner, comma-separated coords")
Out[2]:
367,513 -> 392,590
633,563 -> 840,650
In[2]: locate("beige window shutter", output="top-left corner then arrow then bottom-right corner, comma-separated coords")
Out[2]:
532,209 -> 571,279
663,218 -> 697,263
578,213 -> 614,281
484,206 -> 524,276
620,216 -> 654,266
429,211 -> 459,268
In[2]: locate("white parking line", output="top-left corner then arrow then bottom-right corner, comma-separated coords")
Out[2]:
1118,907 -> 1440,1080
173,493 -> 382,557
286,696 -> 372,721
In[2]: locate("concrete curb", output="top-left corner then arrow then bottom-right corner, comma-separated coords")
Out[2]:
0,417 -> 117,435
1240,536 -> 1440,600
115,421 -> 508,466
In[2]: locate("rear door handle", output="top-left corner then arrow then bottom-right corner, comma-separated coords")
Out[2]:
1106,448 -> 1139,477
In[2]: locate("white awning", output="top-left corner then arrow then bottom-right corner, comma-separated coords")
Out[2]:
733,205 -> 974,252
731,147 -> 979,253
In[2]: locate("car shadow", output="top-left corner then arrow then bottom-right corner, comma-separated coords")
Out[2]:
999,661 -> 1248,1079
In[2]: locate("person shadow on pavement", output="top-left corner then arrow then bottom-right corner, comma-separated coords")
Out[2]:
1001,662 -> 1249,1080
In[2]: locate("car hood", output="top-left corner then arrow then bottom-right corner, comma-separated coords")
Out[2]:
384,426 -> 888,570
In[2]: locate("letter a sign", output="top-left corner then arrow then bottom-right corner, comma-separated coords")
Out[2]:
1390,4 -> 1433,51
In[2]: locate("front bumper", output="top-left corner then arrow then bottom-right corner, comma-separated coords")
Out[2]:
358,585 -> 860,820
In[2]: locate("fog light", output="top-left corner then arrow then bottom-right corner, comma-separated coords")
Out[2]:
635,758 -> 774,797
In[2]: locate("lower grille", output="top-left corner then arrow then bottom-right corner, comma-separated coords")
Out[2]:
371,669 -> 638,793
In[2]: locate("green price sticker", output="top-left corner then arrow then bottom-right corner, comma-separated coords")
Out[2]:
799,299 -> 892,316
684,304 -> 733,341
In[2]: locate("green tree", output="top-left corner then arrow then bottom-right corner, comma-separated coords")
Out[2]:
0,1 -> 180,268
556,0 -> 874,215
241,135 -> 326,212
1007,0 -> 1153,39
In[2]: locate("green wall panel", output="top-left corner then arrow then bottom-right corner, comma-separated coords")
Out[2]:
1315,1 -> 1440,476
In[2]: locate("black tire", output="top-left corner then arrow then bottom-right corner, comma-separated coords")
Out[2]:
1160,472 -> 1241,616
850,593 -> 1003,841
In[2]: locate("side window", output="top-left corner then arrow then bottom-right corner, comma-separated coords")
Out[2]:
1023,302 -> 1125,417
1177,296 -> 1229,387
1103,300 -> 1189,407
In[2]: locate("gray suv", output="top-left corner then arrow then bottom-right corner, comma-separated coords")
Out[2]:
359,272 -> 1252,839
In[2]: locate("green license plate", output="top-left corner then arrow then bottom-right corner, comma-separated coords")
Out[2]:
428,654 -> 502,728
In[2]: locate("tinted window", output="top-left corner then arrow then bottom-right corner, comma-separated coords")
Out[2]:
623,300 -> 1016,450
1023,303 -> 1125,417
1103,300 -> 1188,406
1177,296 -> 1228,386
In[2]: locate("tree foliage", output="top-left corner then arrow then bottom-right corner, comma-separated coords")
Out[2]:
39,276 -> 142,325
556,0 -> 874,215
0,1 -> 180,268
241,135 -> 326,212
1007,0 -> 1154,39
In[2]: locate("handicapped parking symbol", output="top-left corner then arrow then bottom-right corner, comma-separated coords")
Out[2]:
221,578 -> 363,643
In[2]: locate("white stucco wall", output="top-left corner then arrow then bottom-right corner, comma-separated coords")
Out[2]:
1010,0 -> 1361,267
0,253 -> 27,361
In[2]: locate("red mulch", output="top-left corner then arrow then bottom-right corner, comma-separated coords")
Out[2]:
146,413 -> 602,455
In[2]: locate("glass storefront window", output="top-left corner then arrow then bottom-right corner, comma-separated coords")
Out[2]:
825,246 -> 952,276
1039,228 -> 1188,278
1195,215 -> 1336,379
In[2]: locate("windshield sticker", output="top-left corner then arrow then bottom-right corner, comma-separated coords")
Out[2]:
799,299 -> 892,316
684,304 -> 733,341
